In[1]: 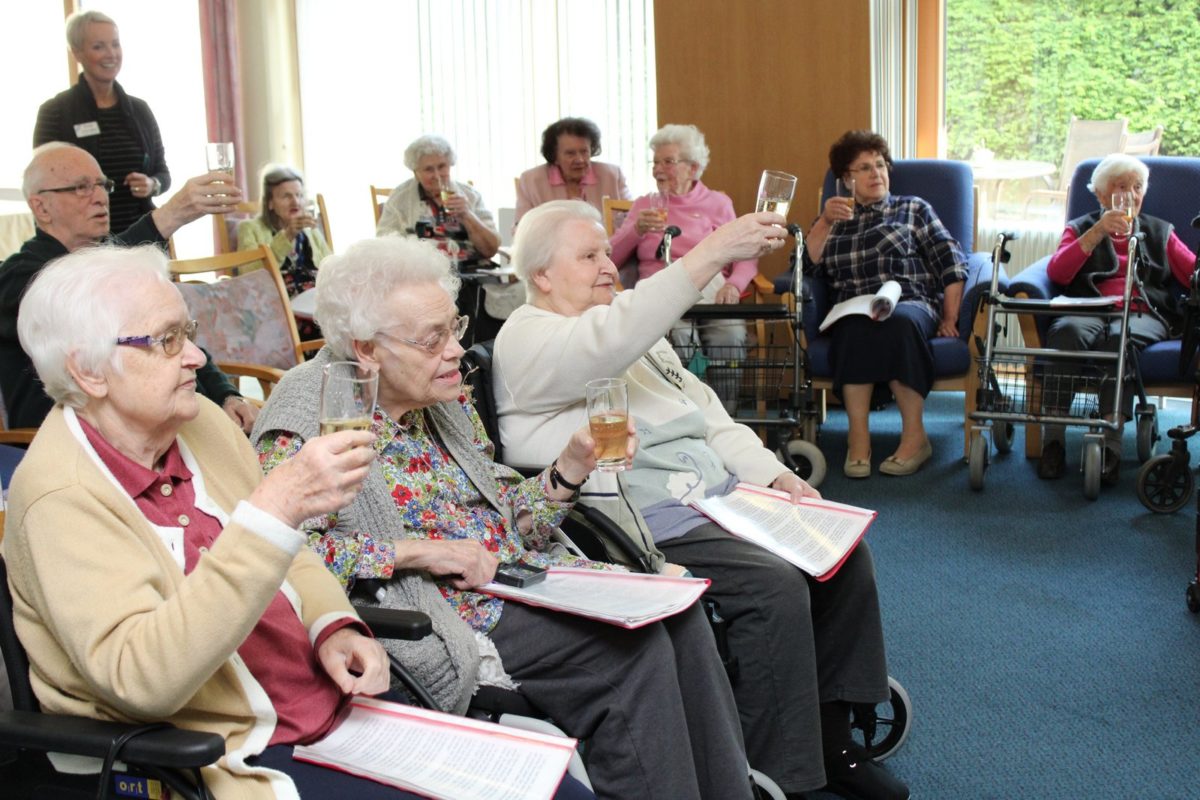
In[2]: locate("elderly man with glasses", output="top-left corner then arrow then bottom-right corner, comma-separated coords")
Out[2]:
0,141 -> 254,432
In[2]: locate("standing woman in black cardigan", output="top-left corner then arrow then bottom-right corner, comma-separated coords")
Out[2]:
34,10 -> 170,233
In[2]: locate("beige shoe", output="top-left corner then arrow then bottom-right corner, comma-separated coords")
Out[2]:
844,452 -> 872,479
879,440 -> 933,476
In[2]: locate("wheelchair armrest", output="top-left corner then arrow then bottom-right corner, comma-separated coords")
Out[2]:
564,504 -> 656,574
355,606 -> 433,641
958,251 -> 1005,340
0,710 -> 225,769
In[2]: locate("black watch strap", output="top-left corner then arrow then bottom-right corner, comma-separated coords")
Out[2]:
549,460 -> 587,492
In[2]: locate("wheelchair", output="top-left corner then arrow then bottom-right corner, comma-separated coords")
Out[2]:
461,340 -> 913,766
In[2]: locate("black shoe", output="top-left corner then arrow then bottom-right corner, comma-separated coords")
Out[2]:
822,744 -> 909,800
1037,440 -> 1066,480
1101,445 -> 1121,487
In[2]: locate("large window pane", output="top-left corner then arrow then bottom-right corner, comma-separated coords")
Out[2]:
298,0 -> 657,247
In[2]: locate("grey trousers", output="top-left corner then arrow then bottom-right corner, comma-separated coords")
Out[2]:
659,524 -> 889,793
488,599 -> 753,800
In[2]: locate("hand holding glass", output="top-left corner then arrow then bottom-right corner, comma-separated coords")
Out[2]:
320,361 -> 379,436
586,379 -> 630,472
1111,191 -> 1134,240
837,177 -> 857,218
756,170 -> 797,221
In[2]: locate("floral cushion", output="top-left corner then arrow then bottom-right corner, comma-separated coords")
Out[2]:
177,269 -> 297,370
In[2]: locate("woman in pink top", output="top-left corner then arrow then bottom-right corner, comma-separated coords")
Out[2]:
1038,153 -> 1197,482
610,125 -> 755,404
514,117 -> 630,223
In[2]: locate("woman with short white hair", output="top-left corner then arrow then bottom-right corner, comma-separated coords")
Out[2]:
376,134 -> 499,267
1037,153 -> 1197,482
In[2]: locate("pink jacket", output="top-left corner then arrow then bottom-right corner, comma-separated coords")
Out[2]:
609,180 -> 758,291
514,161 -> 630,223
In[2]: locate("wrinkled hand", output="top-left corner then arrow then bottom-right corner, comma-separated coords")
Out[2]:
636,209 -> 667,236
222,396 -> 258,434
557,418 -> 638,483
284,211 -> 318,240
770,471 -> 821,502
317,628 -> 390,696
693,212 -> 788,266
1095,208 -> 1132,241
251,430 -> 375,528
124,171 -> 156,199
937,317 -> 960,338
714,283 -> 741,304
820,196 -> 854,226
398,539 -> 499,589
152,171 -> 245,238
442,192 -> 470,217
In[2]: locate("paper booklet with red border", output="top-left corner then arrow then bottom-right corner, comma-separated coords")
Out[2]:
691,483 -> 876,580
480,568 -> 710,629
293,696 -> 576,800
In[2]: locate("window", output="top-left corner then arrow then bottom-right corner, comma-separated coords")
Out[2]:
297,0 -> 658,246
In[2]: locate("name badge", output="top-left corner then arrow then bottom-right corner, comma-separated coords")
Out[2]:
74,121 -> 101,138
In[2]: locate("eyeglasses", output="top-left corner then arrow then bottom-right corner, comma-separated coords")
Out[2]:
116,320 -> 199,357
36,178 -> 115,197
847,161 -> 888,176
650,158 -> 690,168
379,315 -> 470,355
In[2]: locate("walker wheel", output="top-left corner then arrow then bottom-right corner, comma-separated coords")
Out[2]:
1187,582 -> 1200,614
968,432 -> 987,491
1082,439 -> 1102,500
777,438 -> 827,490
1135,405 -> 1159,462
993,421 -> 1015,454
1135,454 -> 1193,514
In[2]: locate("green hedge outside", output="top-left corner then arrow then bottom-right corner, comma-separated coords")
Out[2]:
946,0 -> 1200,162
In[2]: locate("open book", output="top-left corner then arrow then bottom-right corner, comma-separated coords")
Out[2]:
691,484 -> 876,580
819,280 -> 902,332
481,568 -> 710,628
293,696 -> 576,800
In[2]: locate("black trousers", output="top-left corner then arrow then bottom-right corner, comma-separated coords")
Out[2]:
659,524 -> 890,793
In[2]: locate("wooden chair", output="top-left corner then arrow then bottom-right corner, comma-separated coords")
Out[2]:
1123,126 -> 1164,157
602,197 -> 633,236
214,193 -> 333,255
371,184 -> 393,227
1026,116 -> 1128,211
169,246 -> 323,398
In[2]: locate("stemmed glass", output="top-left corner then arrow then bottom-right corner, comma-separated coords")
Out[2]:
837,177 -> 857,218
1111,190 -> 1134,241
756,170 -> 797,221
319,361 -> 379,436
649,190 -> 670,227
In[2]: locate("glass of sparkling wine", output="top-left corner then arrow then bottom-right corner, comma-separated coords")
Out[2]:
1111,190 -> 1134,241
756,170 -> 797,221
650,190 -> 670,227
439,177 -> 457,206
586,378 -> 629,472
205,142 -> 235,175
320,361 -> 379,436
837,177 -> 857,217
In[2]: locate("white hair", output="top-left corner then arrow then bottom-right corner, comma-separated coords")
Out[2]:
18,244 -> 170,410
1088,153 -> 1149,198
403,135 -> 456,172
315,236 -> 461,359
23,142 -> 87,200
66,9 -> 116,52
649,124 -> 711,178
511,200 -> 603,299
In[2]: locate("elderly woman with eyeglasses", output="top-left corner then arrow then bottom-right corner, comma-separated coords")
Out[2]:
251,235 -> 758,800
805,130 -> 968,478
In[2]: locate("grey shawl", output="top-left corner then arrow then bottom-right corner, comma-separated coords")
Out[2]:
251,347 -> 517,714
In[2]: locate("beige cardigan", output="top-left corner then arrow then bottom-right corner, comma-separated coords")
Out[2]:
2,398 -> 361,799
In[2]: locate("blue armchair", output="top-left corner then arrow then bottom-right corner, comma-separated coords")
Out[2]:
1009,156 -> 1200,458
773,159 -> 1008,458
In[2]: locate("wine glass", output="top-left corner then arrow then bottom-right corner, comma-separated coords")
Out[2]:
319,361 -> 379,436
1111,190 -> 1134,241
756,170 -> 797,221
205,142 -> 235,175
837,177 -> 857,218
649,190 -> 670,231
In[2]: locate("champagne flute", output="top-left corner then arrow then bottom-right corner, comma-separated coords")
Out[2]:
205,142 -> 235,175
649,190 -> 670,230
438,176 -> 457,207
319,361 -> 379,436
756,170 -> 797,221
1111,190 -> 1134,241
837,177 -> 857,218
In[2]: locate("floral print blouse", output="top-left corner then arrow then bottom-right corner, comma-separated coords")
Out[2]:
256,393 -> 611,633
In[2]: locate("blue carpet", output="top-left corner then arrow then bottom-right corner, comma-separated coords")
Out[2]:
806,392 -> 1199,799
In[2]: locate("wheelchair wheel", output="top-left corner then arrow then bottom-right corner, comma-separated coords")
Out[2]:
852,675 -> 911,762
968,431 -> 987,491
1135,404 -> 1159,463
993,421 -> 1015,454
1136,454 -> 1193,514
1187,581 -> 1200,614
1082,439 -> 1102,500
777,438 -> 827,489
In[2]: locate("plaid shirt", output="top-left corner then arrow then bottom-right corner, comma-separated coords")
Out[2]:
805,194 -> 968,320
